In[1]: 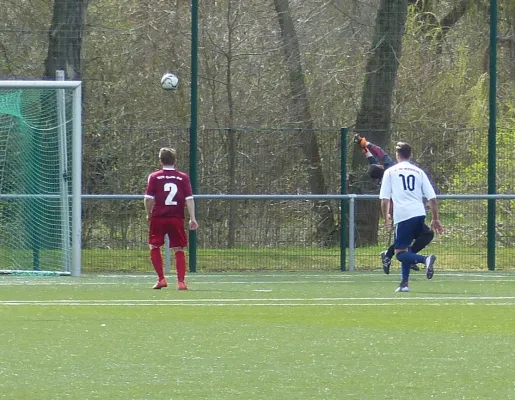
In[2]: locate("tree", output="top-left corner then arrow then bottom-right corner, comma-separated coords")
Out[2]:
350,0 -> 409,246
37,0 -> 89,257
44,0 -> 89,80
273,0 -> 338,246
220,0 -> 239,249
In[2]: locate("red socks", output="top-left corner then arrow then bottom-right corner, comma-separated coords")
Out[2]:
175,251 -> 186,283
150,247 -> 164,280
151,248 -> 187,283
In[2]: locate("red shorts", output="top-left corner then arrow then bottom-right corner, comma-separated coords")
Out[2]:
149,217 -> 187,248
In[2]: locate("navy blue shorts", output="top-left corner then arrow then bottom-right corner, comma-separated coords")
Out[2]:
394,216 -> 426,249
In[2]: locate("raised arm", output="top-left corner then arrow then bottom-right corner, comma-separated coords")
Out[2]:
354,134 -> 377,165
354,134 -> 394,168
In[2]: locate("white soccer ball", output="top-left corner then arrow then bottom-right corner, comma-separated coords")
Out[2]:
161,72 -> 179,90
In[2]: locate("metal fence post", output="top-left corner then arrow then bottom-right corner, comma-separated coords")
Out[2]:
188,0 -> 199,273
348,195 -> 355,272
340,127 -> 348,271
487,0 -> 497,271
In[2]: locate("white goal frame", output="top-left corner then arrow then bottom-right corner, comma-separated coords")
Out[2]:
0,80 -> 82,276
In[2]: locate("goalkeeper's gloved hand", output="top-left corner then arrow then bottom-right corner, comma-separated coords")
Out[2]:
353,133 -> 369,149
353,133 -> 363,144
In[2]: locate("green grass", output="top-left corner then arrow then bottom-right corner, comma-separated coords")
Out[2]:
1,272 -> 515,399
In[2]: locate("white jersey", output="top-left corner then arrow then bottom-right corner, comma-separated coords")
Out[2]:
379,161 -> 436,224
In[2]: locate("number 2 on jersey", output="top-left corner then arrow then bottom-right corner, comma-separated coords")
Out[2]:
164,182 -> 178,205
399,174 -> 415,191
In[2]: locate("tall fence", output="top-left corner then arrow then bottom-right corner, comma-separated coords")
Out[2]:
4,0 -> 514,275
77,126 -> 515,274
83,125 -> 506,199
80,194 -> 515,274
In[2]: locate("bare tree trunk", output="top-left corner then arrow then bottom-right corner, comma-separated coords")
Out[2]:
38,0 -> 88,259
226,126 -> 237,248
273,0 -> 337,246
225,0 -> 238,249
351,0 -> 408,246
44,0 -> 88,80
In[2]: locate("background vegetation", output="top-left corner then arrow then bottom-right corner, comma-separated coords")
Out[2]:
1,0 -> 515,270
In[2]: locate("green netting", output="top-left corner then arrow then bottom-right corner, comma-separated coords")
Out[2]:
0,88 -> 73,272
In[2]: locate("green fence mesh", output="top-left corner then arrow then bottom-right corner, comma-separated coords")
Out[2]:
78,126 -> 515,273
4,0 -> 515,273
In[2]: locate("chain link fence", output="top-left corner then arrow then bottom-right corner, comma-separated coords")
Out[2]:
80,126 -> 515,273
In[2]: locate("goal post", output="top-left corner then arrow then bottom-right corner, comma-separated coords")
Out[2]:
0,80 -> 82,276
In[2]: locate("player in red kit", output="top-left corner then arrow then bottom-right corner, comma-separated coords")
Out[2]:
144,148 -> 199,290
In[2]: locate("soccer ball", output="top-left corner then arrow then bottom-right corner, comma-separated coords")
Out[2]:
161,72 -> 179,90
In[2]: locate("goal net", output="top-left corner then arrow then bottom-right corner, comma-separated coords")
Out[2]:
0,80 -> 82,276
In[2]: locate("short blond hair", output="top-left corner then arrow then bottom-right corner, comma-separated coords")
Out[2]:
159,147 -> 177,166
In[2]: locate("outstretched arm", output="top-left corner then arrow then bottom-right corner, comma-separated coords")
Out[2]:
354,134 -> 393,167
366,142 -> 392,167
354,134 -> 377,164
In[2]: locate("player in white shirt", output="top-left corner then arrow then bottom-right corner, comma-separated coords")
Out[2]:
353,133 -> 435,274
379,142 -> 444,292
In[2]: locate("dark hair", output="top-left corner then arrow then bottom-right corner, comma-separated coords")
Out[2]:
395,142 -> 412,159
159,147 -> 177,166
368,164 -> 384,180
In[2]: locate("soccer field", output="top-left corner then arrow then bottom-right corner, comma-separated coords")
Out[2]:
1,272 -> 515,399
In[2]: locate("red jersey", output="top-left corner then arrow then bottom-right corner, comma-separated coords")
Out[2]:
145,167 -> 193,219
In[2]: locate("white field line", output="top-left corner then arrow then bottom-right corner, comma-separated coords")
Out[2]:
0,280 -> 357,286
1,296 -> 515,302
3,303 -> 515,306
1,302 -> 515,307
2,296 -> 515,307
2,278 -> 515,286
0,273 -> 510,285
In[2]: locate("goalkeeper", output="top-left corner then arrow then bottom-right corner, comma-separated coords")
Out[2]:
354,134 -> 395,181
353,133 -> 434,274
